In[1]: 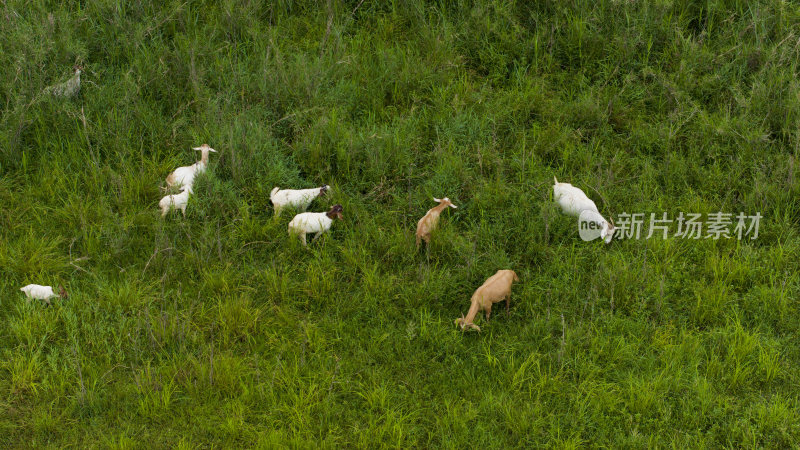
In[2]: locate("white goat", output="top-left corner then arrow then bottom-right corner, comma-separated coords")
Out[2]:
45,65 -> 82,98
553,176 -> 615,243
165,144 -> 217,189
20,284 -> 67,305
270,185 -> 330,216
159,185 -> 192,217
288,204 -> 343,246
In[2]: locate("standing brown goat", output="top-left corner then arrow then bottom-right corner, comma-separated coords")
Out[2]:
415,197 -> 457,247
455,270 -> 520,331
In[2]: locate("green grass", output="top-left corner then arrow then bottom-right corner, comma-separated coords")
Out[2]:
2,0 -> 800,446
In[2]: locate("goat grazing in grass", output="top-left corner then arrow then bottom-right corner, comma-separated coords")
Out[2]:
288,204 -> 343,246
165,144 -> 217,189
20,284 -> 67,305
159,186 -> 192,218
45,65 -> 82,98
416,197 -> 457,247
270,185 -> 329,217
553,176 -> 615,243
455,270 -> 519,332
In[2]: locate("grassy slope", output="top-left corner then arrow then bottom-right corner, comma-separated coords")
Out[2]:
1,0 -> 800,446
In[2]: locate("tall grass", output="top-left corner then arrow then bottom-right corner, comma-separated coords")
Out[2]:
1,0 -> 800,446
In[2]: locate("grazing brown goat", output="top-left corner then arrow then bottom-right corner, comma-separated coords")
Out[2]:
455,270 -> 520,331
415,197 -> 457,247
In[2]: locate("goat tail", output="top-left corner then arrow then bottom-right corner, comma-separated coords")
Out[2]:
270,187 -> 280,199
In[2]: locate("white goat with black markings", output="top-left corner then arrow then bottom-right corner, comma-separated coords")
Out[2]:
288,204 -> 343,246
270,185 -> 329,216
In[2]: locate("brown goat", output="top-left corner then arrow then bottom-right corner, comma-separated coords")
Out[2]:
455,270 -> 520,331
415,197 -> 457,247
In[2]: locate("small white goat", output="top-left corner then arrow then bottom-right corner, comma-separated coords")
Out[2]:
165,144 -> 217,189
159,185 -> 192,217
45,65 -> 82,98
553,176 -> 615,243
288,204 -> 343,246
20,284 -> 67,305
270,185 -> 330,216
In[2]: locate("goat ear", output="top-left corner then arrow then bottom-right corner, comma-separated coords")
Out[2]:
449,204 -> 458,209
433,197 -> 441,203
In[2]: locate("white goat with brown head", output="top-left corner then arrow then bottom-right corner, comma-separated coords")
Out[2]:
455,270 -> 519,332
270,185 -> 330,217
415,197 -> 457,247
288,204 -> 343,246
